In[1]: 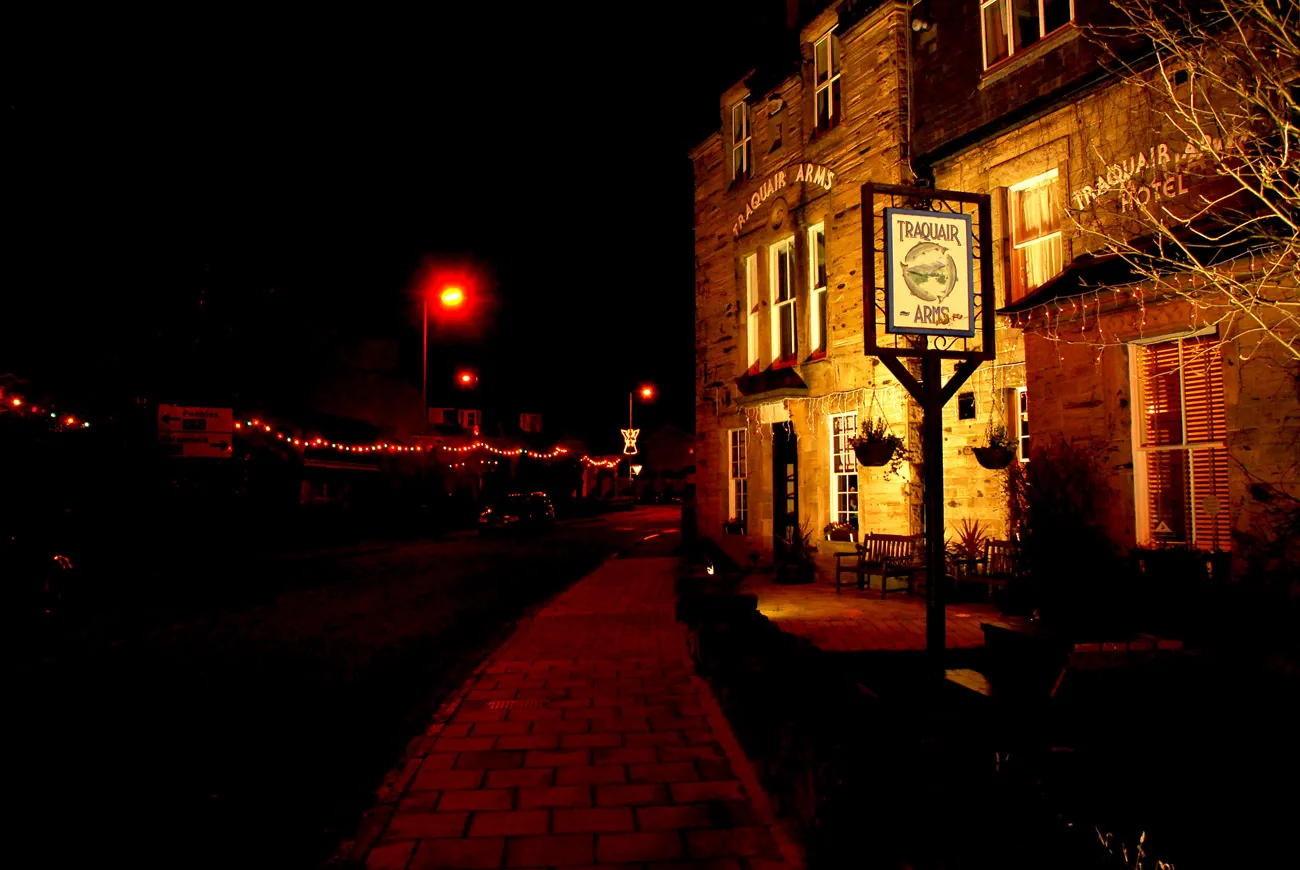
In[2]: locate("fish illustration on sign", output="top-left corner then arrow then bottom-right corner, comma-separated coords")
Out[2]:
900,241 -> 958,303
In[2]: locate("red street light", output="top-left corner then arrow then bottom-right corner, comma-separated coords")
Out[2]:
440,286 -> 465,308
640,386 -> 655,400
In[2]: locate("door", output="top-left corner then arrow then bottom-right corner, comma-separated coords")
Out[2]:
772,423 -> 798,548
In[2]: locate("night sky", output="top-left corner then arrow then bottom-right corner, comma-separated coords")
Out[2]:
7,3 -> 789,447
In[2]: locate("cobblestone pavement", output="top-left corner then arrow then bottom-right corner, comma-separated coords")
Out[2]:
744,571 -> 1000,653
345,550 -> 797,870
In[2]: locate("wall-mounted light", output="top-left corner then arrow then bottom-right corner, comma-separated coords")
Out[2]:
911,18 -> 931,32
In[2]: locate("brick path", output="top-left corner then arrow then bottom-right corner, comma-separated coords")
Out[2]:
745,571 -> 999,653
350,556 -> 795,870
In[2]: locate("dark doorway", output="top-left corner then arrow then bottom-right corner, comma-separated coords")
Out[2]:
772,422 -> 798,547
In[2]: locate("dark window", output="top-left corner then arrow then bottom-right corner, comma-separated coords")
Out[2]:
958,392 -> 976,420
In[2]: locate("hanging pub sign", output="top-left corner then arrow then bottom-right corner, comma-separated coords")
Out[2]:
883,208 -> 975,338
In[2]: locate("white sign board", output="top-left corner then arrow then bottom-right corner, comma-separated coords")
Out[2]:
883,208 -> 975,338
158,405 -> 233,433
158,405 -> 233,458
159,431 -> 233,459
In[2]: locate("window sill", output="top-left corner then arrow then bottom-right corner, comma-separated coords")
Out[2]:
979,24 -> 1081,90
803,350 -> 830,364
771,357 -> 799,371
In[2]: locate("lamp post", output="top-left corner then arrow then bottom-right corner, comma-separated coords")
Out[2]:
424,286 -> 465,433
624,385 -> 655,494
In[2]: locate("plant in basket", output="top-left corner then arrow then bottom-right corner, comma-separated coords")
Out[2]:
972,423 -> 1016,470
775,520 -> 818,584
848,417 -> 903,466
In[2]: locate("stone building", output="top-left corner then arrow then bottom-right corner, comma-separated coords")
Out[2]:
693,0 -> 1297,577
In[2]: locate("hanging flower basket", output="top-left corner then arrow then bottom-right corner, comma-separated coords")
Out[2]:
972,446 -> 1015,470
854,438 -> 899,467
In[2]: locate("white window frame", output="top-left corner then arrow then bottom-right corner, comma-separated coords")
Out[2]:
744,253 -> 760,372
731,101 -> 751,182
829,412 -> 858,528
769,237 -> 797,363
1014,387 -> 1029,462
1009,168 -> 1064,302
813,30 -> 840,131
1128,328 -> 1228,550
980,0 -> 1076,70
728,428 -> 748,531
808,223 -> 827,355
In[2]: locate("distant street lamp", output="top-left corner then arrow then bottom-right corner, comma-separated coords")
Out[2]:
424,285 -> 466,433
622,384 -> 656,491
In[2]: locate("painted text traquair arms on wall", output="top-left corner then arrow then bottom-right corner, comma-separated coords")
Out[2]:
731,163 -> 835,237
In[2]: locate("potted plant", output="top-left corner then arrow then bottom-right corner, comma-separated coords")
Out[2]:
849,417 -> 903,467
973,424 -> 1016,470
775,520 -> 818,584
824,520 -> 857,543
723,517 -> 745,535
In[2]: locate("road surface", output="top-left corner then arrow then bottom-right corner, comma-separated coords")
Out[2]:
8,506 -> 682,869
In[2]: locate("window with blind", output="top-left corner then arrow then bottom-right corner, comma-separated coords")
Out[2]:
809,223 -> 827,355
1009,169 -> 1064,303
744,253 -> 760,372
770,237 -> 797,363
830,412 -> 859,527
1132,334 -> 1229,550
980,0 -> 1074,70
731,101 -> 752,182
728,428 -> 748,530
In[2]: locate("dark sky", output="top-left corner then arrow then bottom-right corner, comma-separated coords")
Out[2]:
7,3 -> 789,445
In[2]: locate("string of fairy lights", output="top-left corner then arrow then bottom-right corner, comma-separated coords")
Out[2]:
2,395 -> 622,471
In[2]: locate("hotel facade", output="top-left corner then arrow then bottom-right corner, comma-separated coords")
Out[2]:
692,0 -> 1298,581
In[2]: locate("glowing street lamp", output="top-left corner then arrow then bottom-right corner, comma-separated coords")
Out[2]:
424,285 -> 468,433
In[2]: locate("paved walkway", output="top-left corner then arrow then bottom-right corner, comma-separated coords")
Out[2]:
347,553 -> 796,870
744,570 -> 999,653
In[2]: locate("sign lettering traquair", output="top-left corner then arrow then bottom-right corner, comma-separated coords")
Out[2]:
1069,134 -> 1242,214
731,163 -> 835,237
883,208 -> 975,338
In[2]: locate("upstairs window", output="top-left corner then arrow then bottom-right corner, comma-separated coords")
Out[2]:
769,237 -> 797,363
814,31 -> 841,131
808,223 -> 828,355
731,101 -> 752,182
744,253 -> 760,372
1132,333 -> 1229,550
981,0 -> 1074,69
1009,169 -> 1064,303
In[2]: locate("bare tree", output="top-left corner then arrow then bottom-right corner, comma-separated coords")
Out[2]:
1078,0 -> 1299,363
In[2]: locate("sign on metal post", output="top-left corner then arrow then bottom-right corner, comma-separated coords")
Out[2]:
864,183 -> 995,676
158,405 -> 233,458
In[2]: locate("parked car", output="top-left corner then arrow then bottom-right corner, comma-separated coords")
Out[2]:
477,492 -> 556,534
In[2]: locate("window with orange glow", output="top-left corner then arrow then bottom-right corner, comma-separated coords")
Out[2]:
1131,333 -> 1229,550
1009,169 -> 1064,303
808,223 -> 827,354
769,237 -> 797,363
744,253 -> 760,371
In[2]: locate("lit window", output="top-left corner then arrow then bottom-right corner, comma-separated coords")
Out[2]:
814,31 -> 841,131
981,0 -> 1074,69
520,413 -> 543,433
731,101 -> 752,182
808,223 -> 828,355
1014,387 -> 1029,461
1009,169 -> 1064,303
458,409 -> 480,434
744,253 -> 760,372
830,413 -> 858,528
769,237 -> 797,363
728,428 -> 748,531
1131,334 -> 1229,550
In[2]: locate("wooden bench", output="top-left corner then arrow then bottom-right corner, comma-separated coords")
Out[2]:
833,533 -> 924,597
954,538 -> 1020,600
